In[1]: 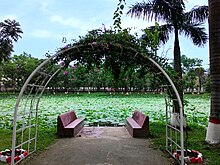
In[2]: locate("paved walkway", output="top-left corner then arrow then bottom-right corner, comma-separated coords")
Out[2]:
22,127 -> 172,165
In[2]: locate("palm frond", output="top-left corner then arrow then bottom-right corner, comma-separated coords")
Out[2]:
127,1 -> 154,20
180,23 -> 208,47
0,19 -> 23,42
127,0 -> 185,23
185,5 -> 208,23
152,0 -> 185,22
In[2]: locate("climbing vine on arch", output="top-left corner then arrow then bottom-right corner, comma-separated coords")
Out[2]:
51,27 -> 170,91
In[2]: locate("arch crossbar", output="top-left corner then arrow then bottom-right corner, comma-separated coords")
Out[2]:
11,43 -> 185,165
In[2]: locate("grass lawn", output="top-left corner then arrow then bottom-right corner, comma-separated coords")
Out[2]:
1,92 -> 219,164
150,122 -> 220,165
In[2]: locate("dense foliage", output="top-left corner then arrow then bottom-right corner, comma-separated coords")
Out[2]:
0,52 -> 209,94
0,53 -> 41,92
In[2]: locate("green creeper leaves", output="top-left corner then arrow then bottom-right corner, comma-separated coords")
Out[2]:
113,0 -> 126,32
120,4 -> 124,10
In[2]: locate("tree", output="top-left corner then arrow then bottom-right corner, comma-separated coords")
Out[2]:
0,19 -> 23,63
180,55 -> 204,93
206,0 -> 220,145
181,54 -> 203,73
141,22 -> 161,56
203,69 -> 210,92
0,74 -> 2,92
127,0 -> 208,112
183,69 -> 196,93
195,67 -> 205,93
1,53 -> 39,92
1,59 -> 16,92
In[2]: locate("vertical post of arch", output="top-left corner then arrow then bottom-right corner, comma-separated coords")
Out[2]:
11,55 -> 61,165
148,57 -> 184,165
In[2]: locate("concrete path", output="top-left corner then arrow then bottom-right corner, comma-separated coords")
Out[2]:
22,127 -> 172,165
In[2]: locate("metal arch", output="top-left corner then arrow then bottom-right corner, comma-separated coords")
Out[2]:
11,49 -> 69,164
147,57 -> 184,165
11,43 -> 184,165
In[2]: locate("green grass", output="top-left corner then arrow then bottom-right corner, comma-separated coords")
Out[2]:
36,127 -> 57,152
0,127 -> 57,154
0,129 -> 12,151
150,122 -> 220,165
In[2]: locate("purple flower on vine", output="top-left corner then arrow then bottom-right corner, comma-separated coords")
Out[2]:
64,45 -> 69,49
71,65 -> 76,69
102,23 -> 106,32
60,61 -> 65,66
92,41 -> 97,45
63,71 -> 68,75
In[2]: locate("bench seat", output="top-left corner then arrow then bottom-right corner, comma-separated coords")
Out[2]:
57,110 -> 84,137
125,110 -> 149,138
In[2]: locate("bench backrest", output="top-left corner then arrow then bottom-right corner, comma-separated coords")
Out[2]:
58,110 -> 77,127
132,110 -> 148,128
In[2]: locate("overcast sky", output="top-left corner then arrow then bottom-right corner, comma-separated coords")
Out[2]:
1,0 -> 209,68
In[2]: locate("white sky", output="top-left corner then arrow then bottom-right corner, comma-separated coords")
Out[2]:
0,0 -> 209,68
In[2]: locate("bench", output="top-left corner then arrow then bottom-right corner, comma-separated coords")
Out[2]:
57,110 -> 84,137
125,110 -> 149,138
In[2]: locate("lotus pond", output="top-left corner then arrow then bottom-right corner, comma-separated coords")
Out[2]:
0,93 -> 210,129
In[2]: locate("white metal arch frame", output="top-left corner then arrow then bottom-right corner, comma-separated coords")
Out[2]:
11,43 -> 185,165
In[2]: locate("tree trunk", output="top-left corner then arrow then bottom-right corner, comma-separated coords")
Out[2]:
206,0 -> 220,144
173,28 -> 184,113
198,77 -> 202,94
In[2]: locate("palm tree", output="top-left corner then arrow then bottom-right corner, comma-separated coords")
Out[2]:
127,0 -> 208,112
0,19 -> 23,63
206,0 -> 220,145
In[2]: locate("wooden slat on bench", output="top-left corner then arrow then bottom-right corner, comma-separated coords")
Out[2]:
65,118 -> 84,128
126,117 -> 141,129
59,110 -> 77,127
